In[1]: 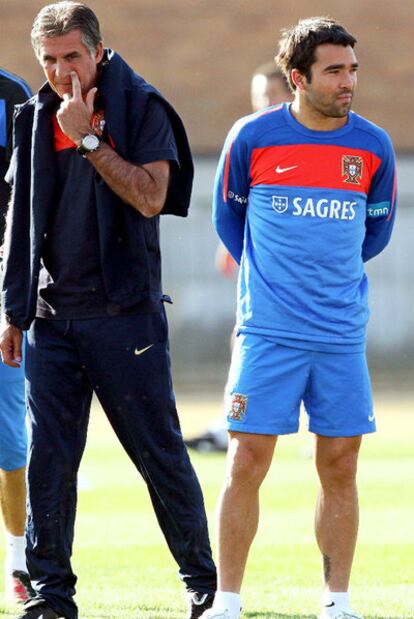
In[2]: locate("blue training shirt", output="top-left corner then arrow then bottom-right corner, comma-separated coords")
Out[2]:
213,103 -> 397,352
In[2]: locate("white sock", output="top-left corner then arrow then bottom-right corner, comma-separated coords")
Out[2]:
322,591 -> 351,612
4,532 -> 26,574
213,591 -> 241,617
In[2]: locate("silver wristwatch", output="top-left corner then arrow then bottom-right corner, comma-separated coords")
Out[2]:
77,133 -> 101,157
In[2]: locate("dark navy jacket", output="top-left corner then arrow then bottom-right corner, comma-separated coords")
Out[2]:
2,51 -> 193,330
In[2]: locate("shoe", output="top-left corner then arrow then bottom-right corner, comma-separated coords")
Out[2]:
5,570 -> 35,603
187,591 -> 215,618
319,608 -> 363,619
185,432 -> 227,453
15,603 -> 61,619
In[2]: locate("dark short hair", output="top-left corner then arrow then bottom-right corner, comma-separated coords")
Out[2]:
252,61 -> 290,92
276,17 -> 357,91
31,2 -> 102,57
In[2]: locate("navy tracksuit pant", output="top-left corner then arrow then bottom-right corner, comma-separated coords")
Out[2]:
24,312 -> 216,619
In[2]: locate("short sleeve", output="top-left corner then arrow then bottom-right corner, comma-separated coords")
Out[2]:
130,98 -> 179,166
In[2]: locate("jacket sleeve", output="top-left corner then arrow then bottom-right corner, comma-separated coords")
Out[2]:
1,104 -> 36,330
212,120 -> 250,264
362,132 -> 397,262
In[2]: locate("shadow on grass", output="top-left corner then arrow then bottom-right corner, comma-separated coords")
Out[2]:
79,611 -> 412,619
244,615 -> 405,619
1,605 -> 406,619
243,612 -> 316,619
243,614 -> 315,619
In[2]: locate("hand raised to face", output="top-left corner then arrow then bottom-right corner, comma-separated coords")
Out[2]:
56,71 -> 98,145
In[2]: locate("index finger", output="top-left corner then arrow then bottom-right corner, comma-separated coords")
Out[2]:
70,71 -> 82,99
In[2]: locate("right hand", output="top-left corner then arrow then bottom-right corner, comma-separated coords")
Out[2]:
0,324 -> 23,367
56,72 -> 97,145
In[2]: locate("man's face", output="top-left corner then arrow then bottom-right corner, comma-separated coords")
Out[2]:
301,44 -> 358,118
38,28 -> 104,99
251,74 -> 292,112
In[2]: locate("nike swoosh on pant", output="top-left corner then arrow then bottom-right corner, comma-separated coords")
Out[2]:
134,344 -> 154,356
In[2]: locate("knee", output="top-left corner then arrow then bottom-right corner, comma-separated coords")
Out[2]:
317,447 -> 359,488
225,441 -> 269,490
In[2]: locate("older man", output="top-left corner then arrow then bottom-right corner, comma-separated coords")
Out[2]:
0,3 -> 216,619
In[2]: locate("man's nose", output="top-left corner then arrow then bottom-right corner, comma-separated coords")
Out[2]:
340,71 -> 355,90
54,59 -> 69,81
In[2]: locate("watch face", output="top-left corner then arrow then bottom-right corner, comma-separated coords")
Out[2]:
83,134 -> 99,150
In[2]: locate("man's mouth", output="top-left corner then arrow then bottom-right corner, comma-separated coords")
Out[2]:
336,92 -> 353,103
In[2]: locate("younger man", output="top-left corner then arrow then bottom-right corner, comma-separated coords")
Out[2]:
203,17 -> 396,619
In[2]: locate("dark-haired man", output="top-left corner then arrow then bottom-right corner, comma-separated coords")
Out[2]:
0,3 -> 216,619
202,17 -> 396,619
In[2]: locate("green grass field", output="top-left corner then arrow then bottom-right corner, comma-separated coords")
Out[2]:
0,391 -> 413,619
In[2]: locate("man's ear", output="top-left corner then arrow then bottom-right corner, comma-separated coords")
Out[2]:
95,41 -> 104,64
291,68 -> 307,92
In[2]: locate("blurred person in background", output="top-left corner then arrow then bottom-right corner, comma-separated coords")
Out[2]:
0,3 -> 216,618
186,62 -> 292,454
202,17 -> 396,619
0,67 -> 34,605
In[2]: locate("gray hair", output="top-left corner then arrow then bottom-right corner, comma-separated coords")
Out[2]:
31,2 -> 102,57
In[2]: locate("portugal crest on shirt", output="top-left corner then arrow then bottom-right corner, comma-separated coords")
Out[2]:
342,155 -> 363,185
227,393 -> 248,422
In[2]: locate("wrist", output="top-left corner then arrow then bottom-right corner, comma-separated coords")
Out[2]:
0,316 -> 21,336
1,312 -> 18,327
73,124 -> 95,146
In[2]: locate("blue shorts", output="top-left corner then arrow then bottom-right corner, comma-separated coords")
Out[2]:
0,360 -> 27,470
225,333 -> 374,437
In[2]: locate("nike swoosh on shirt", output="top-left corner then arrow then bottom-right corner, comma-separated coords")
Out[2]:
275,164 -> 298,173
134,344 -> 154,356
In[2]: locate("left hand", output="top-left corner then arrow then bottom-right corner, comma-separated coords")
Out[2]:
56,71 -> 97,145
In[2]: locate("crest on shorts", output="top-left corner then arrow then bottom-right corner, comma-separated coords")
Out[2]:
342,155 -> 363,185
227,393 -> 248,422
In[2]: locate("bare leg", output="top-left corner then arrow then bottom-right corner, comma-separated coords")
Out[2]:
0,467 -> 26,535
216,432 -> 277,592
1,466 -> 33,603
314,435 -> 361,591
